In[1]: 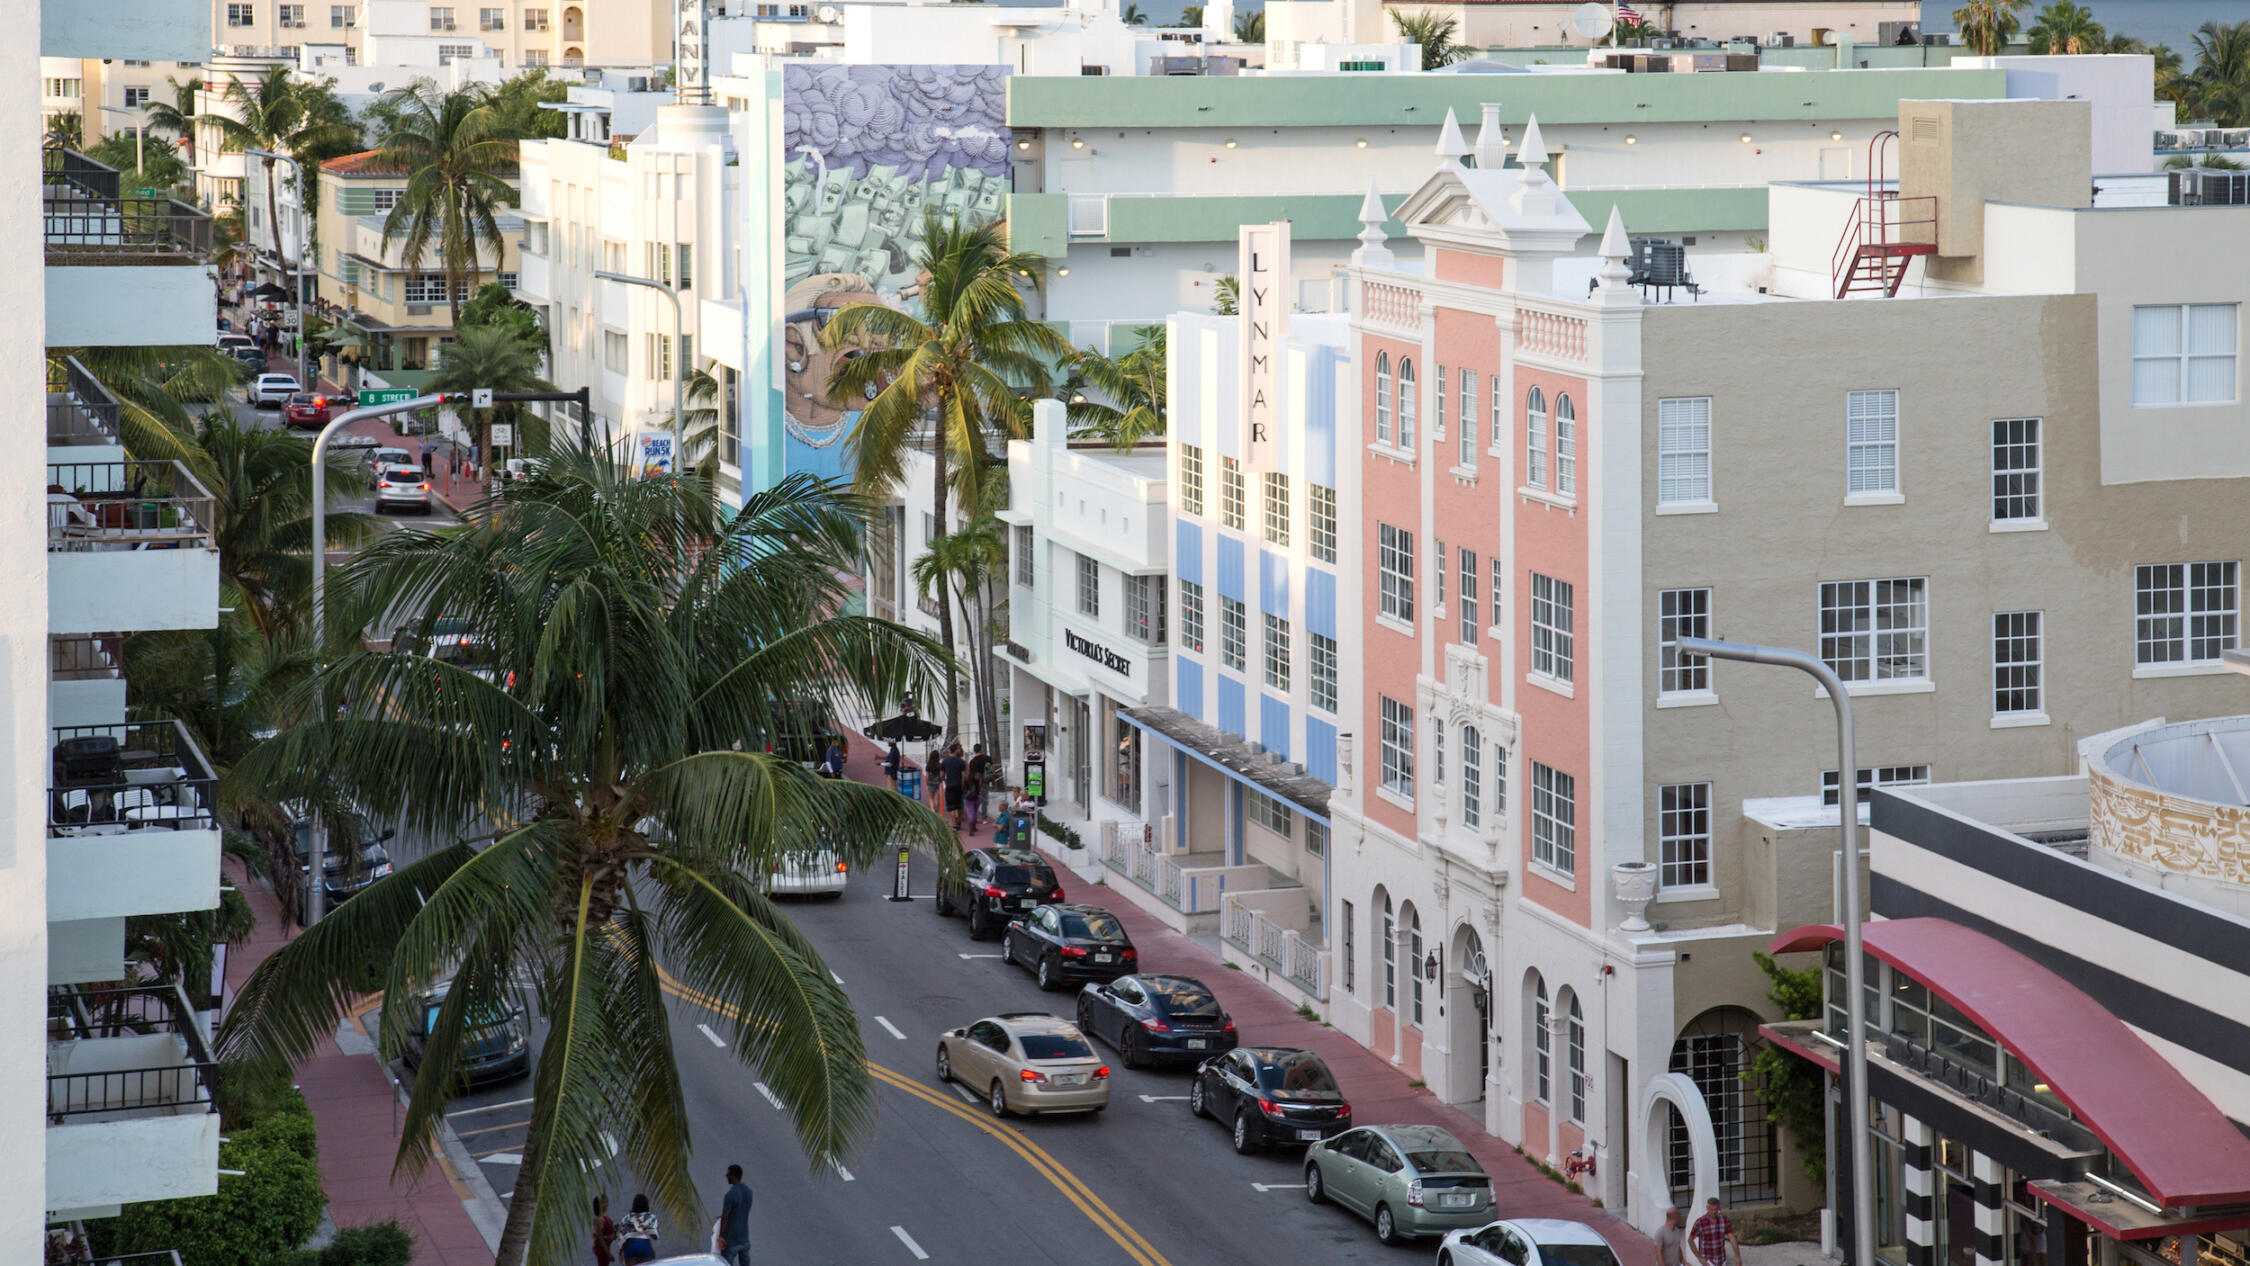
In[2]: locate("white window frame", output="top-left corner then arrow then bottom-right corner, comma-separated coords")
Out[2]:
1554,393 -> 1578,496
1077,553 -> 1100,617
278,3 -> 306,28
1380,695 -> 1415,797
2135,562 -> 2240,667
1382,897 -> 1397,1007
1822,765 -> 1930,807
1491,558 -> 1506,639
2132,303 -> 2238,406
1433,364 -> 1448,441
1992,610 -> 2044,719
1309,484 -> 1338,563
1658,587 -> 1712,699
1178,444 -> 1204,517
123,86 -> 151,108
1819,577 -> 1929,685
1657,396 -> 1713,509
1459,549 -> 1479,645
1397,359 -> 1418,450
1846,388 -> 1901,499
1566,995 -> 1587,1123
1220,456 -> 1245,530
1374,352 -> 1392,444
1262,471 -> 1290,545
1525,386 -> 1548,489
332,4 -> 357,27
1014,525 -> 1034,588
1126,573 -> 1157,644
226,3 -> 255,25
1461,725 -> 1483,830
1658,781 -> 1712,889
1220,596 -> 1248,671
1531,573 -> 1574,685
479,5 -> 505,28
1263,612 -> 1291,689
1531,761 -> 1575,877
1247,789 -> 1292,837
1489,374 -> 1504,450
1460,372 -> 1479,469
523,6 -> 547,30
404,273 -> 449,304
1378,523 -> 1415,624
1433,540 -> 1446,612
1533,981 -> 1552,1103
1990,417 -> 2042,525
1408,908 -> 1426,1027
1180,580 -> 1205,653
1310,631 -> 1338,713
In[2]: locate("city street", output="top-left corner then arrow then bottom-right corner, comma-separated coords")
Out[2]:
220,389 -> 464,530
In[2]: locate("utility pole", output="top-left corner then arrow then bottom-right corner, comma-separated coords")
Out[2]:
245,148 -> 311,390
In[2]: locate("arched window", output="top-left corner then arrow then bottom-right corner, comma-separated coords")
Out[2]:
1398,359 -> 1418,450
1381,892 -> 1397,1009
1374,352 -> 1393,444
1555,393 -> 1578,496
1407,904 -> 1426,1027
1461,725 -> 1483,830
1526,386 -> 1549,489
1460,372 -> 1479,469
1532,974 -> 1552,1104
1566,992 -> 1588,1123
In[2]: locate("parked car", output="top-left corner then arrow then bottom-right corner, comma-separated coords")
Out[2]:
1190,1046 -> 1352,1154
762,849 -> 848,898
934,1012 -> 1109,1117
933,846 -> 1064,940
283,392 -> 335,429
284,811 -> 395,909
374,464 -> 431,513
401,979 -> 531,1086
1075,973 -> 1237,1068
1004,903 -> 1135,991
248,372 -> 301,406
1304,1124 -> 1494,1244
368,446 -> 415,488
1438,1220 -> 1627,1266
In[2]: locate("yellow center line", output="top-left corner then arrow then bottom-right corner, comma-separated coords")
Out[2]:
652,963 -> 1171,1266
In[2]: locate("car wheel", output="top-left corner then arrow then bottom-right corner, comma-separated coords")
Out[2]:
1374,1204 -> 1400,1246
934,888 -> 952,917
1121,1023 -> 1145,1070
1439,1254 -> 1454,1266
1001,932 -> 1017,966
935,1044 -> 951,1084
1036,954 -> 1057,991
1231,1111 -> 1257,1154
1305,1163 -> 1326,1204
968,904 -> 988,940
988,1080 -> 1010,1118
1189,1078 -> 1208,1119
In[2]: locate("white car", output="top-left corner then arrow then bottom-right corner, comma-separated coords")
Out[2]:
1438,1219 -> 1626,1266
763,850 -> 848,897
248,373 -> 303,407
373,465 -> 431,513
368,447 -> 415,488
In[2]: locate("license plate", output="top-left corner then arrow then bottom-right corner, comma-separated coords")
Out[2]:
1007,900 -> 1029,910
1297,1128 -> 1323,1142
1440,1194 -> 1474,1208
1054,1074 -> 1079,1086
1092,952 -> 1113,963
1186,1038 -> 1208,1050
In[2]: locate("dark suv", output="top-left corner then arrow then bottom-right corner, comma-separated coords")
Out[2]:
935,847 -> 1065,940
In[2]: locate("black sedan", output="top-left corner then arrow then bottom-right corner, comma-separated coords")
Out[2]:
1076,974 -> 1238,1068
1190,1046 -> 1352,1154
286,813 -> 395,909
936,847 -> 1066,940
1001,902 -> 1137,991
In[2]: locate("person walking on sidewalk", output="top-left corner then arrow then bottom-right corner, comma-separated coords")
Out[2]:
715,1163 -> 754,1266
591,1195 -> 618,1266
937,743 -> 967,828
1689,1197 -> 1740,1266
883,740 -> 902,788
1655,1206 -> 1687,1266
619,1194 -> 660,1265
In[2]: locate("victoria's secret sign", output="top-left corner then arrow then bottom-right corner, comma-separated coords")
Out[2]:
1239,222 -> 1290,471
1065,629 -> 1133,677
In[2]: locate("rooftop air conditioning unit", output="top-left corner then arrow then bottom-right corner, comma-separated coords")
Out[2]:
1767,31 -> 1793,46
2199,168 -> 2250,205
2223,129 -> 2250,148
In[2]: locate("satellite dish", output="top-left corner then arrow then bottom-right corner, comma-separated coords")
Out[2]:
1569,2 -> 1613,40
815,6 -> 840,21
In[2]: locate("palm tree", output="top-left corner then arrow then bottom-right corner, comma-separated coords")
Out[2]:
368,82 -> 521,326
218,449 -> 953,1266
1391,10 -> 1471,68
822,211 -> 1070,743
428,321 -> 557,474
199,415 -> 375,640
142,75 -> 204,165
2190,20 -> 2250,126
1067,324 -> 1168,449
1178,3 -> 1204,27
913,516 -> 1007,761
1121,2 -> 1147,23
1951,0 -> 2028,55
47,111 -> 83,149
681,365 -> 723,474
2026,1 -> 2104,54
56,345 -> 247,469
1233,9 -> 1265,42
203,66 -> 361,323
1211,273 -> 1240,316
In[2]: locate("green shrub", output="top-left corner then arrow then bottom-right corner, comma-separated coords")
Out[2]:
99,1075 -> 326,1266
321,1221 -> 415,1266
209,1059 -> 303,1132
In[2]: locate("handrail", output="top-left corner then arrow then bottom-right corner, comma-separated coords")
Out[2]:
47,982 -> 217,1119
49,635 -> 124,681
42,147 -> 213,261
47,355 -> 124,446
50,719 -> 220,834
46,459 -> 218,552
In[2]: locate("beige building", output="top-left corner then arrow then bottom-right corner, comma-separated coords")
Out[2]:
214,0 -> 672,69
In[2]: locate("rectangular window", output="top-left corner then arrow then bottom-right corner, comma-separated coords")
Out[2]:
1527,390 -> 1548,489
645,332 -> 674,380
647,241 -> 671,285
1819,578 -> 1928,682
1380,696 -> 1415,795
1378,523 -> 1415,622
1179,444 -> 1204,517
430,6 -> 456,29
1531,762 -> 1576,877
1659,782 -> 1712,888
1659,587 -> 1712,696
522,48 -> 549,66
1077,553 -> 1100,617
603,330 -> 628,373
1180,580 -> 1205,653
1126,574 -> 1156,643
1491,558 -> 1505,635
1399,363 -> 1417,450
1459,549 -> 1479,644
1310,632 -> 1338,713
278,3 -> 305,26
1489,374 -> 1504,448
676,243 -> 693,290
1434,365 -> 1448,440
1340,899 -> 1355,993
44,78 -> 80,99
1307,820 -> 1328,858
1658,396 -> 1713,505
405,274 -> 450,304
1460,372 -> 1479,468
1990,418 -> 2041,522
438,42 -> 475,64
1433,541 -> 1446,611
1531,573 -> 1574,684
332,4 -> 357,26
1221,597 -> 1248,671
2135,562 -> 2240,666
1822,765 -> 1931,807
524,7 -> 548,29
1846,389 -> 1900,495
479,5 -> 504,28
1220,457 -> 1245,530
1247,789 -> 1292,837
1263,613 -> 1291,689
123,87 -> 151,108
1992,611 -> 2043,717
1014,525 -> 1034,587
1308,484 -> 1337,563
226,3 -> 254,25
1461,725 -> 1483,830
2133,303 -> 2238,405
1262,472 -> 1290,545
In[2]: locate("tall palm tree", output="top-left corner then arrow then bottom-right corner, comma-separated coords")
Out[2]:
369,82 -> 521,326
1067,324 -> 1168,449
2026,1 -> 2104,54
913,516 -> 1007,760
1391,10 -> 1471,68
1233,9 -> 1265,42
428,321 -> 557,473
1951,0 -> 2028,55
203,66 -> 361,321
1121,2 -> 1147,24
2190,20 -> 2250,126
218,449 -> 953,1266
822,211 -> 1070,743
142,75 -> 205,165
1179,4 -> 1204,28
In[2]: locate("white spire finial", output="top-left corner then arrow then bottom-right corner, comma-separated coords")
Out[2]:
1353,180 -> 1395,267
1593,204 -> 1640,307
1474,102 -> 1506,169
1507,114 -> 1559,215
1599,204 -> 1630,261
1516,114 -> 1550,172
1435,107 -> 1469,168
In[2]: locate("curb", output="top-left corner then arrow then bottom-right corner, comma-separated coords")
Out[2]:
333,1009 -> 509,1253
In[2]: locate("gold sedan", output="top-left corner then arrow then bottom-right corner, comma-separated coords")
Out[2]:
935,1012 -> 1112,1117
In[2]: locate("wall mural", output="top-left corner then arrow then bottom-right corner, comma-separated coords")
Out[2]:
779,64 -> 1010,461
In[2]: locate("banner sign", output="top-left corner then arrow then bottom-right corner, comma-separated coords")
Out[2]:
637,432 -> 677,479
1238,221 -> 1289,471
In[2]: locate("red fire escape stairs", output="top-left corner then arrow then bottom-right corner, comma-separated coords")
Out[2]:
1831,130 -> 1939,299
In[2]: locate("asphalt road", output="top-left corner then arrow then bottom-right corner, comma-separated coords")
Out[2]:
221,391 -> 461,530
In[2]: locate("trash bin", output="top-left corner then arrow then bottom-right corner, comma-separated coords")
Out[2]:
897,767 -> 922,802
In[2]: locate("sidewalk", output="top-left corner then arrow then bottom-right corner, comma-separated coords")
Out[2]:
225,860 -> 502,1266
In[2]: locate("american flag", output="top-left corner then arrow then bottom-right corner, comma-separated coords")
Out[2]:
1616,1 -> 1642,23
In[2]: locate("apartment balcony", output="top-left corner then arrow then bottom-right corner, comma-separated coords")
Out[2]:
49,720 -> 223,926
48,356 -> 125,456
47,459 -> 221,635
44,146 -> 219,347
47,985 -> 221,1217
49,635 -> 126,730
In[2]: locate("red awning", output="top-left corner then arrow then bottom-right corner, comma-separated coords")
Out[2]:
1771,918 -> 2250,1207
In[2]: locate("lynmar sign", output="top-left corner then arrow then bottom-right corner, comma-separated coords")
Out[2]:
1238,221 -> 1289,471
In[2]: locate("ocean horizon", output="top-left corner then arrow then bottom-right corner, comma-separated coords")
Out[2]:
1919,0 -> 2236,57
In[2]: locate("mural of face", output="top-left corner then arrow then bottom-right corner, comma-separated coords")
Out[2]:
781,273 -> 882,445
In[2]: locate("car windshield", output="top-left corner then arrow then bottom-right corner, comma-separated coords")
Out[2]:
1018,1034 -> 1094,1060
424,1003 -> 513,1033
1407,1150 -> 1483,1174
1537,1244 -> 1622,1266
994,865 -> 1056,888
1061,912 -> 1125,941
1256,1052 -> 1342,1100
1148,980 -> 1223,1016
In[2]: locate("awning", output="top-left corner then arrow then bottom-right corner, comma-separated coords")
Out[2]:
1771,918 -> 2250,1208
1120,705 -> 1330,822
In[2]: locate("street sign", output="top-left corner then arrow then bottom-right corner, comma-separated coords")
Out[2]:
490,423 -> 514,447
471,387 -> 494,409
357,388 -> 415,407
889,847 -> 912,902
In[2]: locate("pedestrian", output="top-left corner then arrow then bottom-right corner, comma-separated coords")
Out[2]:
1656,1205 -> 1687,1266
938,742 -> 968,829
591,1195 -> 618,1266
883,740 -> 902,787
618,1193 -> 660,1265
820,735 -> 843,779
1688,1197 -> 1740,1266
715,1163 -> 754,1266
962,769 -> 985,831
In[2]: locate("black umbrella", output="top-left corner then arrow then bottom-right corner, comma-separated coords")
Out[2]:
872,714 -> 942,742
249,281 -> 292,300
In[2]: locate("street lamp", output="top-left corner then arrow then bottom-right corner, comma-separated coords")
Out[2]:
1675,635 -> 1874,1266
593,269 -> 684,474
244,148 -> 311,390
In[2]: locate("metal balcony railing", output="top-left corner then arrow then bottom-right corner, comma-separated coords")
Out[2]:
50,719 -> 219,835
47,983 -> 216,1121
46,460 -> 217,552
49,634 -> 124,682
42,146 -> 213,263
47,356 -> 124,447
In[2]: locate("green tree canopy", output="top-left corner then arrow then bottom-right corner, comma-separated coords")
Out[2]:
369,82 -> 522,325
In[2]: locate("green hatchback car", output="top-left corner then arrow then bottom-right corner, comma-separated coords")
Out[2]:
1304,1124 -> 1495,1244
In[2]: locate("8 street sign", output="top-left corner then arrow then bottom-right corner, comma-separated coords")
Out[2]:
357,388 -> 416,407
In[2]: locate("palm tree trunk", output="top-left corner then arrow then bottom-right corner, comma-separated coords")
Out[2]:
929,432 -> 960,744
263,156 -> 292,368
491,1108 -> 543,1266
978,573 -> 1003,756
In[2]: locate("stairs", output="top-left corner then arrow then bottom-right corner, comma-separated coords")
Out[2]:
1829,131 -> 1939,300
1835,234 -> 1936,298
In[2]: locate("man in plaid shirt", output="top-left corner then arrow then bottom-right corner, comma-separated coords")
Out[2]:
1689,1197 -> 1741,1266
